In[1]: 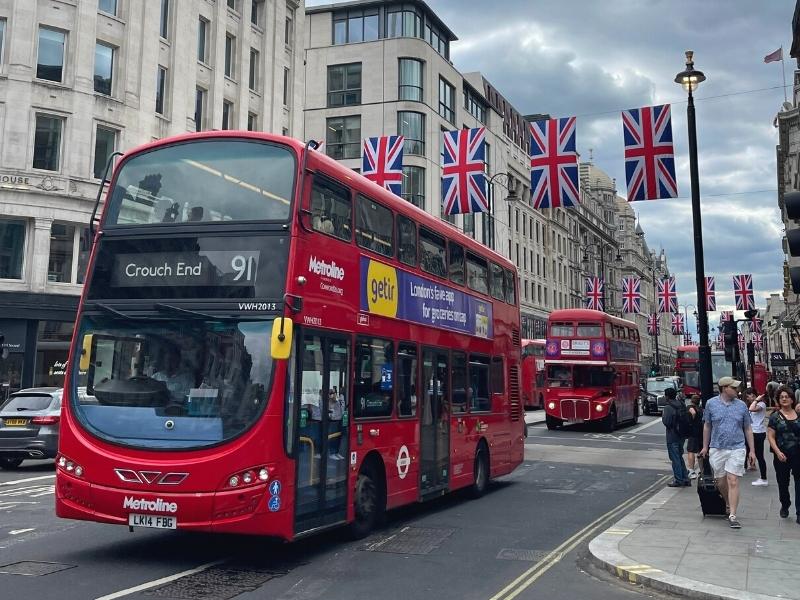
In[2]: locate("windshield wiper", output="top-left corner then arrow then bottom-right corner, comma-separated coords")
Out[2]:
153,303 -> 231,321
85,302 -> 157,321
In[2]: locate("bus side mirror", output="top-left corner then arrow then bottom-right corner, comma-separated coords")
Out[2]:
79,334 -> 94,372
271,318 -> 293,360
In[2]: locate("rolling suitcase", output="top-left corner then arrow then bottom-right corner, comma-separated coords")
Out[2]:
697,457 -> 727,516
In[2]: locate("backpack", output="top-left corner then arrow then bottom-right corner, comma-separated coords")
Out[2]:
674,403 -> 693,438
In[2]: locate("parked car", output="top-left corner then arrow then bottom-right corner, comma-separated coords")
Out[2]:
642,376 -> 682,415
0,387 -> 62,469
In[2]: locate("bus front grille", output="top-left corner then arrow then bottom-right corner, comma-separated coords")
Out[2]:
560,399 -> 590,420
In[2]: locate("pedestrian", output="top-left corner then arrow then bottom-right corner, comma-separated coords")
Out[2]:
662,387 -> 691,487
700,376 -> 757,529
686,394 -> 704,479
747,387 -> 768,486
766,385 -> 800,523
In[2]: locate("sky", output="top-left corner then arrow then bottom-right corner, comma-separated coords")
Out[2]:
307,0 -> 793,333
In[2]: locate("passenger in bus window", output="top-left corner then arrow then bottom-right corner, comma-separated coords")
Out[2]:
152,346 -> 194,404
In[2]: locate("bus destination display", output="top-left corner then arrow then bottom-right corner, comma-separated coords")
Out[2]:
111,251 -> 260,288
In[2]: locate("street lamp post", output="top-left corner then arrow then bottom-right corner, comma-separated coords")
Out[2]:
648,255 -> 661,374
675,51 -> 713,403
678,304 -> 697,340
582,242 -> 622,313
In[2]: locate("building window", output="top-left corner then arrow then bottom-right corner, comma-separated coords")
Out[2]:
398,58 -> 423,102
197,18 -> 209,63
247,112 -> 258,131
225,34 -> 235,78
283,67 -> 290,106
398,111 -> 424,156
155,66 -> 167,114
285,7 -> 294,47
227,0 -> 237,10
327,63 -> 361,107
439,77 -> 455,124
222,100 -> 233,130
160,0 -> 169,39
93,126 -> 116,179
0,220 -> 25,280
402,166 -> 425,209
194,87 -> 206,131
94,42 -> 114,95
37,27 -> 66,82
333,8 -> 379,44
251,0 -> 263,26
33,114 -> 63,171
0,20 -> 5,63
326,115 -> 361,160
425,22 -> 449,59
99,0 -> 117,15
386,6 -> 422,38
249,48 -> 259,91
48,223 -> 76,283
464,89 -> 486,123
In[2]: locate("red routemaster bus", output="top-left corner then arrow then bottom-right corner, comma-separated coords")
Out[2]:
521,339 -> 545,409
543,309 -> 641,431
56,132 -> 524,541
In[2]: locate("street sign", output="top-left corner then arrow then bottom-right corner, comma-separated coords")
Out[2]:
771,359 -> 796,367
770,352 -> 786,362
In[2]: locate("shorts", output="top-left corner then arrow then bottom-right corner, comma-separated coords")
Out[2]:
709,447 -> 746,478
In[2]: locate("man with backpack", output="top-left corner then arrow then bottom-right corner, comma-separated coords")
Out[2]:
663,386 -> 691,487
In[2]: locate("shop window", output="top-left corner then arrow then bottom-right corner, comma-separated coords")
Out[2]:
48,223 -> 76,283
0,220 -> 25,279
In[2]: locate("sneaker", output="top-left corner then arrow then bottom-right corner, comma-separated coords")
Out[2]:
796,515 -> 800,525
780,507 -> 790,518
752,479 -> 768,486
667,481 -> 683,487
689,470 -> 699,479
728,515 -> 742,529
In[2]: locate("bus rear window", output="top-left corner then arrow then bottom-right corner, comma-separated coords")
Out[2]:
550,322 -> 573,337
104,139 -> 295,225
576,323 -> 602,337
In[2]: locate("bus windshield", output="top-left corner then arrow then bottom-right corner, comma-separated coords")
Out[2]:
711,353 -> 729,385
72,316 -> 274,449
682,370 -> 700,390
103,139 -> 295,226
546,365 -> 614,388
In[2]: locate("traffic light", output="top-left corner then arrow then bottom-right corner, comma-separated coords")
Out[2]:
783,191 -> 800,292
649,365 -> 659,377
722,318 -> 738,363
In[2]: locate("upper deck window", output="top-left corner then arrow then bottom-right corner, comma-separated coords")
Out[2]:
550,322 -> 573,337
576,323 -> 602,337
104,139 -> 294,226
356,195 -> 392,257
419,228 -> 446,278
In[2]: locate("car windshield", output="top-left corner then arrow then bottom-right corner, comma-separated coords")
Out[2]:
647,380 -> 677,394
72,316 -> 274,449
1,394 -> 54,412
103,139 -> 295,226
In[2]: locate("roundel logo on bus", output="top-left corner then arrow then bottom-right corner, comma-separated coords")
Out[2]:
545,340 -> 559,357
591,341 -> 605,357
365,260 -> 398,318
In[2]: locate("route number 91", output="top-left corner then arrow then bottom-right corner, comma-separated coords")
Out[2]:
232,255 -> 256,281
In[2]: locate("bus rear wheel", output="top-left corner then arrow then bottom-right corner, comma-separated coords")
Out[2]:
468,444 -> 489,498
602,406 -> 617,433
349,465 -> 384,540
631,402 -> 640,425
545,415 -> 562,430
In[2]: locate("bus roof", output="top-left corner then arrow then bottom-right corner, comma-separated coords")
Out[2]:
522,339 -> 545,346
547,308 -> 637,329
111,131 -> 516,273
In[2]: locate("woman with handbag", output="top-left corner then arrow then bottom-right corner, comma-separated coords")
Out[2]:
767,386 -> 800,523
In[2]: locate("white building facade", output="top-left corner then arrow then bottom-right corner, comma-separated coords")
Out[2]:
0,0 -> 304,393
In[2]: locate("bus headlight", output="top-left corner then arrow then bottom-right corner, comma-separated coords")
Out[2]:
547,401 -> 556,410
595,404 -> 604,412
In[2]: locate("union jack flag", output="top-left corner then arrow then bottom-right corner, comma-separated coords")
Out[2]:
442,127 -> 488,215
621,276 -> 641,313
683,332 -> 693,345
738,333 -> 745,350
753,332 -> 763,349
704,276 -> 717,311
585,276 -> 604,311
529,117 -> 580,209
671,313 -> 685,335
657,276 -> 678,313
717,333 -> 725,350
362,135 -> 404,196
720,310 -> 733,324
621,104 -> 678,201
647,313 -> 660,336
752,317 -> 762,334
733,274 -> 755,311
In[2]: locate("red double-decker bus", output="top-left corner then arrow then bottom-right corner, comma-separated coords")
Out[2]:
543,309 -> 641,431
521,339 -> 545,409
56,132 -> 524,541
675,345 -> 700,395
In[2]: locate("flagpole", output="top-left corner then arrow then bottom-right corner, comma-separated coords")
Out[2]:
782,45 -> 788,103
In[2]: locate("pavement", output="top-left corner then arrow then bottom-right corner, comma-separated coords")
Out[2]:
525,409 -> 546,425
590,464 -> 800,600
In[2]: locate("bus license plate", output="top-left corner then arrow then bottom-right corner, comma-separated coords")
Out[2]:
128,513 -> 176,529
566,419 -> 584,425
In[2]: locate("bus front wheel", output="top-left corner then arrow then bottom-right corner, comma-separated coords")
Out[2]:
545,415 -> 562,430
349,465 -> 384,540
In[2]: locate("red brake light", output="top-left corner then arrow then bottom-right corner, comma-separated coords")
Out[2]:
31,416 -> 59,425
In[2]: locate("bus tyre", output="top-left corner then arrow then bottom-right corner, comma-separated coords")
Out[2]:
631,402 -> 640,425
545,415 -> 561,430
538,394 -> 544,409
468,444 -> 489,499
602,406 -> 617,433
349,466 -> 383,540
0,458 -> 23,469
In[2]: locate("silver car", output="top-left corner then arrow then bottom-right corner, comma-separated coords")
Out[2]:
0,387 -> 62,469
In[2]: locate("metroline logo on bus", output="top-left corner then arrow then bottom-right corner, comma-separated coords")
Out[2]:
359,257 -> 492,338
123,496 -> 178,513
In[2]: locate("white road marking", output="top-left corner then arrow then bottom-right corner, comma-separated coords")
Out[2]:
0,501 -> 38,511
9,528 -> 35,535
94,559 -> 226,600
628,417 -> 663,434
0,485 -> 53,497
0,475 -> 55,487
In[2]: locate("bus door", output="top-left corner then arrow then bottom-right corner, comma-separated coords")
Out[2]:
420,348 -> 450,497
294,331 -> 350,533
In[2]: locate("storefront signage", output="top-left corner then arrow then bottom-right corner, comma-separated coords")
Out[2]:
111,251 -> 260,288
360,256 -> 493,339
0,172 -> 65,192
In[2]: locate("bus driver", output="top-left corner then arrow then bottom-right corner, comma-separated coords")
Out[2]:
152,346 -> 194,404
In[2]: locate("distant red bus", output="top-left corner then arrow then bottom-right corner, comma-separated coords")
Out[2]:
543,309 -> 641,431
56,132 -> 524,541
521,339 -> 545,409
675,345 -> 700,396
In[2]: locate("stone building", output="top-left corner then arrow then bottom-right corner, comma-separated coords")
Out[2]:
0,0 -> 304,394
